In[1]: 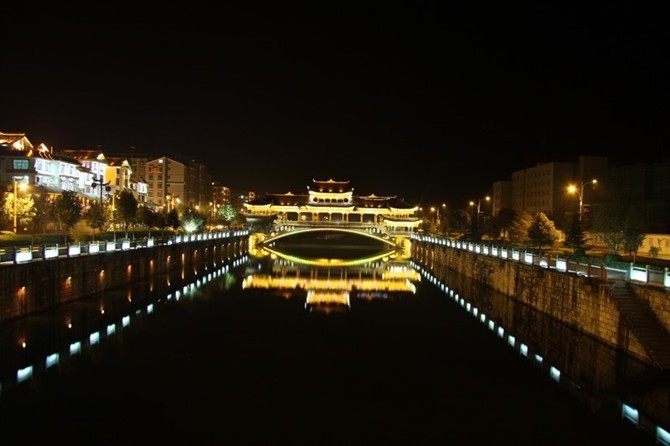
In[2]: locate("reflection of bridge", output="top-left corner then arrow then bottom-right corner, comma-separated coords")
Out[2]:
241,258 -> 421,313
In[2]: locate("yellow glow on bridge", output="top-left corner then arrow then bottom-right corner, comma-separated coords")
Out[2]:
261,245 -> 397,267
263,227 -> 396,246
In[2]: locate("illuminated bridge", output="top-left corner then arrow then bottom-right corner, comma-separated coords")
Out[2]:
241,179 -> 423,258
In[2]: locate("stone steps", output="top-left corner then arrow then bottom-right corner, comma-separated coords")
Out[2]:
611,280 -> 670,369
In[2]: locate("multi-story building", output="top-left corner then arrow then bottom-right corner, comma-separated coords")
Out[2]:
146,156 -> 181,211
491,180 -> 512,217
231,189 -> 256,214
0,132 -> 39,187
488,155 -> 670,233
145,155 -> 213,212
2,132 -> 225,221
604,159 -> 670,233
497,156 -> 609,224
60,149 -> 148,206
106,157 -> 148,205
1,133 -> 94,201
510,161 -> 576,221
211,181 -> 231,205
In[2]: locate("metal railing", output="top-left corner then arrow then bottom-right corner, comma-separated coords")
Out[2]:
0,230 -> 249,266
412,233 -> 670,289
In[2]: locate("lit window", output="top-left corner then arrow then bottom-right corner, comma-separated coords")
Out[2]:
13,159 -> 29,170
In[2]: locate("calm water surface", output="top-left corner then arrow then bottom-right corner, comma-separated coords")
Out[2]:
0,248 -> 658,445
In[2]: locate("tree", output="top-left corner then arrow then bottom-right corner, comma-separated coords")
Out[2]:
54,190 -> 82,244
489,208 -> 517,242
165,208 -> 180,232
448,209 -> 471,238
564,213 -> 586,254
2,191 -> 35,232
84,204 -> 106,241
593,203 -> 628,258
135,205 -> 161,237
116,190 -> 138,239
527,212 -> 560,251
28,186 -> 52,242
181,208 -> 205,233
421,217 -> 439,235
508,210 -> 533,247
218,204 -> 238,227
622,207 -> 646,263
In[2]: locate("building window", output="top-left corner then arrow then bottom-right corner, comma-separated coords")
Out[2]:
13,159 -> 29,170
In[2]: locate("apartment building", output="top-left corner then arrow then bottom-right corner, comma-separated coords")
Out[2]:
145,155 -> 213,211
60,149 -> 148,205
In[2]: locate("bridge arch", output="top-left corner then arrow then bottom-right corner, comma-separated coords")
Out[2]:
262,227 -> 397,247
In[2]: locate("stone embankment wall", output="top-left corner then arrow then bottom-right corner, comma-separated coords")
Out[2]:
0,236 -> 247,323
413,241 -> 670,366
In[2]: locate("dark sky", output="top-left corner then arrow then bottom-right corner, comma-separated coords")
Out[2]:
2,3 -> 669,206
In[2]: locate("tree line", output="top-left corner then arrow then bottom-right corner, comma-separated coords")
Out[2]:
1,185 -> 243,244
424,203 -> 650,262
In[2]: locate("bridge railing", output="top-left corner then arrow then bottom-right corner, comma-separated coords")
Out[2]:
273,219 -> 386,229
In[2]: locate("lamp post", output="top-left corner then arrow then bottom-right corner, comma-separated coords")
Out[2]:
12,178 -> 28,234
91,174 -> 111,214
437,203 -> 446,225
429,203 -> 447,227
567,179 -> 597,222
91,175 -> 111,241
469,196 -> 490,226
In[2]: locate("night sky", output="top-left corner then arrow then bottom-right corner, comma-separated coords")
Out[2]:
2,3 -> 669,206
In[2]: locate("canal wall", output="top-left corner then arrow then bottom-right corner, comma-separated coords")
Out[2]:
413,240 -> 670,366
0,235 -> 248,323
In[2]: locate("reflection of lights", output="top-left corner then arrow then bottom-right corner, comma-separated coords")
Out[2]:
1,255 -> 245,394
244,255 -> 419,298
306,290 -> 350,306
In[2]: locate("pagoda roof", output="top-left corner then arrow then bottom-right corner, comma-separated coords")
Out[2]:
313,178 -> 349,185
387,197 -> 418,209
246,196 -> 276,206
360,193 -> 396,200
312,178 -> 351,193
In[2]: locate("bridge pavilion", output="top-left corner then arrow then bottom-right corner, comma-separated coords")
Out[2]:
241,179 -> 422,235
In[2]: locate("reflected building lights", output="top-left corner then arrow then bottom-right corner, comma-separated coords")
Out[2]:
242,246 -> 420,313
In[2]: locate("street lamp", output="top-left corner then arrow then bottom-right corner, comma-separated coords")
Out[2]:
430,203 -> 447,224
91,174 -> 111,214
12,178 -> 28,234
469,196 -> 490,226
567,179 -> 597,222
165,194 -> 173,212
437,203 -> 446,224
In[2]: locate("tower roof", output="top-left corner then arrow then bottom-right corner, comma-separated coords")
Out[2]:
312,179 -> 351,193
